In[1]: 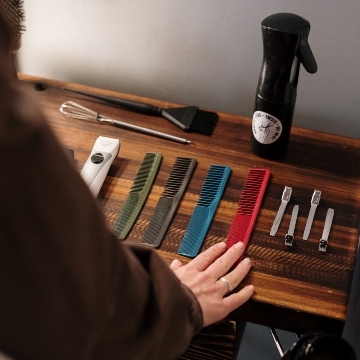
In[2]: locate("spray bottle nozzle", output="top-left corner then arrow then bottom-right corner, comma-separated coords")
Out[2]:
261,12 -> 317,75
297,37 -> 317,74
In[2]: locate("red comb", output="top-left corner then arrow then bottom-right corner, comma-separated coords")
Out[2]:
226,168 -> 270,254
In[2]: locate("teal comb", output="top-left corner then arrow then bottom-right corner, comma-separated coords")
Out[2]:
177,164 -> 231,258
113,152 -> 162,239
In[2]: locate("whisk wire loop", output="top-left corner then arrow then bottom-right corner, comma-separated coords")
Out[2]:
59,101 -> 192,144
60,101 -> 99,121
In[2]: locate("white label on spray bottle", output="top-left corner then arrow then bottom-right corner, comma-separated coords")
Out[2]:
252,111 -> 282,144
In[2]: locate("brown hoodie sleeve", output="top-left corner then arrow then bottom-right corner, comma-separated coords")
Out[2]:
0,12 -> 203,360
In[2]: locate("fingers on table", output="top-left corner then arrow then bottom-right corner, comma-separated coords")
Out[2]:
187,241 -> 228,272
223,284 -> 255,310
209,242 -> 246,279
218,256 -> 252,296
169,258 -> 183,271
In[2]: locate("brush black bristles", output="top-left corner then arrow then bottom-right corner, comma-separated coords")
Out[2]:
162,106 -> 218,135
189,109 -> 218,135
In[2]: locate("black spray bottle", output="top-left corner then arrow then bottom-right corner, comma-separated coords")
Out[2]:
250,13 -> 317,159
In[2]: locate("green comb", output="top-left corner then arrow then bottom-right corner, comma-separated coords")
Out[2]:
113,152 -> 162,239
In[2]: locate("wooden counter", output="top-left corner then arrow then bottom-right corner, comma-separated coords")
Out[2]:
18,73 -> 360,336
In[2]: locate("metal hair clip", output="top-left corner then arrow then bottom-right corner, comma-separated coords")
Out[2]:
285,205 -> 299,246
319,208 -> 334,252
270,186 -> 292,236
303,190 -> 321,240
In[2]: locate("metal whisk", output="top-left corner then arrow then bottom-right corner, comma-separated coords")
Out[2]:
59,101 -> 192,145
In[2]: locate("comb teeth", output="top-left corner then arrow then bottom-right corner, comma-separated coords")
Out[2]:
197,165 -> 230,207
141,157 -> 197,248
113,152 -> 162,239
177,165 -> 231,258
237,170 -> 269,215
130,153 -> 160,193
162,157 -> 196,198
226,168 -> 270,253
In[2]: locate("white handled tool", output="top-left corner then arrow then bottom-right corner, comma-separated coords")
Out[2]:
81,136 -> 120,197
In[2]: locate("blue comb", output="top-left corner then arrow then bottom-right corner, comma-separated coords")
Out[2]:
177,164 -> 231,258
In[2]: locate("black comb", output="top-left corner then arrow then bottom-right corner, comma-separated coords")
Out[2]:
141,157 -> 197,248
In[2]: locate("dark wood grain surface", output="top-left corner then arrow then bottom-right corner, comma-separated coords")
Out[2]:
178,318 -> 237,360
18,73 -> 360,336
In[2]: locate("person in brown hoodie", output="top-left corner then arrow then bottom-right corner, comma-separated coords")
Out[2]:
0,10 -> 254,360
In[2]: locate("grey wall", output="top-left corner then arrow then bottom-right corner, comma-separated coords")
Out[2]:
18,0 -> 360,138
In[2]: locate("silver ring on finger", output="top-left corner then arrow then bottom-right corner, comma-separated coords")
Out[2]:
220,277 -> 232,294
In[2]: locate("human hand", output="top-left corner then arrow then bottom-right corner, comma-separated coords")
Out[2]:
170,242 -> 254,327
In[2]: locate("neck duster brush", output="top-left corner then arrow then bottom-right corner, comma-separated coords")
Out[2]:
0,0 -> 25,75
